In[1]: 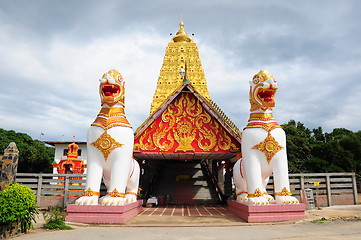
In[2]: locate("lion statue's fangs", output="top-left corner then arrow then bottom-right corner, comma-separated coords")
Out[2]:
233,70 -> 299,205
75,70 -> 140,206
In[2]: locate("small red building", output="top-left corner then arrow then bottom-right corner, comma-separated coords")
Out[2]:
51,141 -> 87,184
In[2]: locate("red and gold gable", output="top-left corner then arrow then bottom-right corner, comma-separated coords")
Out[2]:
134,92 -> 240,153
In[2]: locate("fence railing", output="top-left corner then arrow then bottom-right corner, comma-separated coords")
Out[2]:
15,172 -> 358,207
266,173 -> 358,207
15,173 -> 89,207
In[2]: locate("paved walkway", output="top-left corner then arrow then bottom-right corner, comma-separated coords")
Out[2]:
138,205 -> 230,217
8,205 -> 361,240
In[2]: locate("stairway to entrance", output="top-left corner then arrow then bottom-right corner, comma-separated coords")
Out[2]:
151,161 -> 220,205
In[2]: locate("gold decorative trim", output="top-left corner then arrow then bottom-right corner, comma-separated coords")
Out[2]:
125,192 -> 138,196
274,187 -> 292,196
90,131 -> 123,160
91,107 -> 131,130
248,188 -> 263,198
244,121 -> 281,132
98,107 -> 126,117
236,191 -> 248,196
251,132 -> 284,164
84,188 -> 100,197
248,112 -> 275,122
107,188 -> 125,198
92,116 -> 132,130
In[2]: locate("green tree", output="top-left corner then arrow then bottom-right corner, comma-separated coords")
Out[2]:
309,141 -> 352,172
0,128 -> 54,173
312,126 -> 326,142
325,128 -> 354,142
336,130 -> 361,175
282,122 -> 360,176
308,127 -> 361,176
281,120 -> 312,172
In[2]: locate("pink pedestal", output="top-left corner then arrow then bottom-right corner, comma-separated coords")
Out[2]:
66,200 -> 143,224
227,200 -> 306,223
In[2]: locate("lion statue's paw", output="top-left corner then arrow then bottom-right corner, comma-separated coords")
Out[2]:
275,196 -> 299,205
125,194 -> 137,204
248,197 -> 269,205
75,196 -> 99,205
263,193 -> 274,202
236,193 -> 248,202
101,196 -> 126,206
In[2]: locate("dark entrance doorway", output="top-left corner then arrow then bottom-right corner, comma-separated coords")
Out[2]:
139,159 -> 228,205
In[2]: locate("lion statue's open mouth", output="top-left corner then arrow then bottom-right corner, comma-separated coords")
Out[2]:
258,89 -> 276,104
102,84 -> 120,97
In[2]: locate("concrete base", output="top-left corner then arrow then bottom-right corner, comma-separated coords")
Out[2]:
227,200 -> 306,223
66,200 -> 143,224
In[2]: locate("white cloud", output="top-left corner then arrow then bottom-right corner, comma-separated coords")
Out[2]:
0,0 -> 361,142
0,31 -> 168,140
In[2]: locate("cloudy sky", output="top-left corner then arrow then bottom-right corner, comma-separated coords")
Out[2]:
0,0 -> 360,141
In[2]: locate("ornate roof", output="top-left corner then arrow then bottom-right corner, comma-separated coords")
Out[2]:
134,83 -> 241,160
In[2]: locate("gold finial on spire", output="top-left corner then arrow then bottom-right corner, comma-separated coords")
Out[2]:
180,14 -> 184,26
175,19 -> 188,39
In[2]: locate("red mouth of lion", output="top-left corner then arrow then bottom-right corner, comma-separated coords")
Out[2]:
102,84 -> 120,97
258,89 -> 276,102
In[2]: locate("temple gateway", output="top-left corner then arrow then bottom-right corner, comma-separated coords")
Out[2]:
134,21 -> 242,204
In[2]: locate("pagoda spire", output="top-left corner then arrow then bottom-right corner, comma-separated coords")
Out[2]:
149,20 -> 211,114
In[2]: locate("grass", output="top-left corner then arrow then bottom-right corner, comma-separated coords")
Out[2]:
311,217 -> 361,223
311,217 -> 333,223
42,206 -> 73,230
42,219 -> 73,230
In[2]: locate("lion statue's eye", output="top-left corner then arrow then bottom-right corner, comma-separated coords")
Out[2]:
107,77 -> 116,84
253,77 -> 260,84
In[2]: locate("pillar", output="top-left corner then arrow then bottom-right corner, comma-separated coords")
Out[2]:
224,159 -> 233,197
212,160 -> 218,181
0,142 -> 19,190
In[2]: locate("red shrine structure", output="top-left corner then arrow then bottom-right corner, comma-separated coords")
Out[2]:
52,140 -> 87,184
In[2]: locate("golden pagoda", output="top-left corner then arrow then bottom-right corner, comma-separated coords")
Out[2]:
149,21 -> 211,114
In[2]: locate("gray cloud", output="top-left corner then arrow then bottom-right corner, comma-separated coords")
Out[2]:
0,0 -> 360,141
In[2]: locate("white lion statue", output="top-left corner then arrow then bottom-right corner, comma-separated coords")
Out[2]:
233,70 -> 299,205
76,69 -> 140,206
